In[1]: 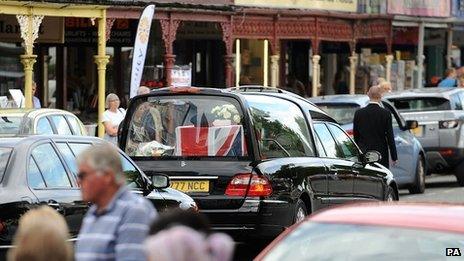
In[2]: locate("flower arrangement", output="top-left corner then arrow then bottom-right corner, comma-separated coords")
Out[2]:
211,104 -> 241,124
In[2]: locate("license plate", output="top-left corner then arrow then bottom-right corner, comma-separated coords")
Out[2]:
170,180 -> 210,193
412,126 -> 424,137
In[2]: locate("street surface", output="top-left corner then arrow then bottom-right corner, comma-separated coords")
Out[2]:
236,174 -> 464,260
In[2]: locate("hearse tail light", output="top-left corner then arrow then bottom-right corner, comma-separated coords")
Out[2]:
225,174 -> 273,197
168,86 -> 200,94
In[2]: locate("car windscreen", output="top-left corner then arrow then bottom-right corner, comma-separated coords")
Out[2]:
0,147 -> 12,183
125,95 -> 249,159
263,222 -> 464,261
0,116 -> 22,134
315,103 -> 360,125
388,97 -> 451,112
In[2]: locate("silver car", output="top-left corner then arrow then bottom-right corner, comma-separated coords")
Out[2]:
385,88 -> 464,186
309,95 -> 426,194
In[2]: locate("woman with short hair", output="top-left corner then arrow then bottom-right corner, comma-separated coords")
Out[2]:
103,93 -> 126,145
8,206 -> 72,261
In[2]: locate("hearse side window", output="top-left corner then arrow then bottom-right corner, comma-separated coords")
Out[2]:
51,115 -> 73,135
0,148 -> 12,183
31,143 -> 71,188
57,142 -> 78,178
28,156 -> 46,189
327,124 -> 360,162
314,133 -> 327,157
36,117 -> 54,135
314,123 -> 338,158
246,95 -> 315,158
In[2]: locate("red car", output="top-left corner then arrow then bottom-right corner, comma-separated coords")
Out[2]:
256,203 -> 464,261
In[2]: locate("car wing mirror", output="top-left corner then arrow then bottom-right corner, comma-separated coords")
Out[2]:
151,174 -> 170,189
405,120 -> 419,130
362,151 -> 382,164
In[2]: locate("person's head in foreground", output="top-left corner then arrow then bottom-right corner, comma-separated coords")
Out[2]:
76,142 -> 124,208
8,206 -> 72,261
145,210 -> 235,261
137,86 -> 151,95
367,85 -> 383,103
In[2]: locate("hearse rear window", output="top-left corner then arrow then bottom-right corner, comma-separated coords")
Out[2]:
125,95 -> 248,158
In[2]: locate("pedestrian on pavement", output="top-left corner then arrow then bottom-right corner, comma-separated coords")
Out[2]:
144,210 -> 234,261
438,68 -> 458,87
8,206 -> 72,261
379,81 -> 392,94
32,82 -> 41,109
353,85 -> 397,168
137,86 -> 151,96
75,143 -> 157,261
102,93 -> 126,145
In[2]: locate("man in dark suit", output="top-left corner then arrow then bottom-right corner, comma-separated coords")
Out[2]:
353,85 -> 397,168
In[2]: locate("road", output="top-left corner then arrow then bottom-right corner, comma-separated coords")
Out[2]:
400,174 -> 464,203
235,174 -> 464,260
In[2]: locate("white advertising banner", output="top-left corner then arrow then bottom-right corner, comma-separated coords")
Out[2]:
130,5 -> 155,98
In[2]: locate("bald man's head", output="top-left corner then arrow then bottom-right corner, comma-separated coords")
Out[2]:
367,85 -> 382,101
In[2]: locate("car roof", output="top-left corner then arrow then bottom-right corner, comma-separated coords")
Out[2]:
309,94 -> 369,106
0,135 -> 103,148
309,203 -> 464,234
0,108 -> 75,118
143,86 -> 336,122
386,88 -> 463,100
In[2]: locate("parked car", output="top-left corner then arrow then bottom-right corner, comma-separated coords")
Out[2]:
0,135 -> 197,250
118,86 -> 398,241
256,203 -> 464,260
0,108 -> 86,136
385,88 -> 464,186
309,95 -> 426,194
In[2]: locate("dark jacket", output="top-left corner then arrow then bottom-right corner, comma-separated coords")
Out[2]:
353,103 -> 398,168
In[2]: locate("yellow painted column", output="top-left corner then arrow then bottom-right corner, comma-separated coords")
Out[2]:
20,54 -> 36,108
235,39 -> 241,86
263,40 -> 269,87
94,12 -> 110,138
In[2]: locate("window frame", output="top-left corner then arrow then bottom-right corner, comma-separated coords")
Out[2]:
35,116 -> 55,135
49,115 -> 73,135
65,115 -> 82,135
326,122 -> 362,162
245,94 -> 316,159
27,142 -> 75,189
313,122 -> 339,159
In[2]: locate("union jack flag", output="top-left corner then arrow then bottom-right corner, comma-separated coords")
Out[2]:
175,125 -> 246,156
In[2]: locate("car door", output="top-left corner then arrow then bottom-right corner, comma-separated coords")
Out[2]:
27,142 -> 87,237
313,123 -> 354,204
326,124 -> 384,200
383,101 -> 415,183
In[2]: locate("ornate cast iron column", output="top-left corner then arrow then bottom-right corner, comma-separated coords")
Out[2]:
160,19 -> 180,87
221,22 -> 234,87
17,14 -> 43,108
385,54 -> 394,83
94,13 -> 110,138
349,52 -> 358,95
311,54 -> 321,97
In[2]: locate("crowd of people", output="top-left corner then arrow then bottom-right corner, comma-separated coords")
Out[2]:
7,143 -> 234,261
433,67 -> 464,88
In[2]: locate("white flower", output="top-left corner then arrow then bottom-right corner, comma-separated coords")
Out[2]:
223,111 -> 232,119
233,115 -> 241,123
